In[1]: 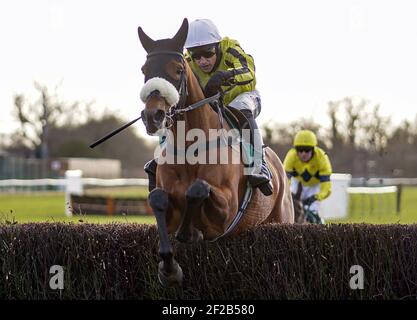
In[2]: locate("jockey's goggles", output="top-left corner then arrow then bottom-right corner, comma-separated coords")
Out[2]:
189,46 -> 216,60
296,146 -> 313,153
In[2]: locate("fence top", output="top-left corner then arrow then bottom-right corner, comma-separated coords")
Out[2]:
347,186 -> 398,194
0,178 -> 148,188
330,173 -> 352,180
2,175 -> 417,190
351,177 -> 417,186
65,170 -> 83,178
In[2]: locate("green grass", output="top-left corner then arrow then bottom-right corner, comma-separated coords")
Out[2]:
1,186 -> 417,225
0,191 -> 155,224
328,186 -> 417,224
84,186 -> 149,198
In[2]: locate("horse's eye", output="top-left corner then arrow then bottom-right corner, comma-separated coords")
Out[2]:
176,69 -> 183,75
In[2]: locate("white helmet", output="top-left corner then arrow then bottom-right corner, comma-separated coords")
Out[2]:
184,19 -> 222,49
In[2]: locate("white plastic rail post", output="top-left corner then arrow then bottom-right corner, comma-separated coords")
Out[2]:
65,170 -> 83,217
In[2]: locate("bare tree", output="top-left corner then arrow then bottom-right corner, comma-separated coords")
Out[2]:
343,97 -> 366,147
262,118 -> 323,159
327,100 -> 343,147
361,104 -> 391,154
12,82 -> 79,159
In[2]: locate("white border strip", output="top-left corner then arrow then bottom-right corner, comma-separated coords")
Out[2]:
347,186 -> 398,194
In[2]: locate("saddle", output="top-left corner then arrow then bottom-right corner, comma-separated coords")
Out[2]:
208,102 -> 275,239
211,102 -> 253,136
210,101 -> 256,168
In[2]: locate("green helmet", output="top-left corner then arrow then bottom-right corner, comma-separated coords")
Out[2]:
293,130 -> 317,147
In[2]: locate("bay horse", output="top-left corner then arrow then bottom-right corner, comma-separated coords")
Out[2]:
292,183 -> 307,223
138,18 -> 294,286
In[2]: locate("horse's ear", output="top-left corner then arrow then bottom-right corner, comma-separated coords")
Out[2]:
138,26 -> 156,53
172,18 -> 189,50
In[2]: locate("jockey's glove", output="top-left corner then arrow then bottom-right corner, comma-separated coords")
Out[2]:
302,195 -> 317,207
204,70 -> 234,97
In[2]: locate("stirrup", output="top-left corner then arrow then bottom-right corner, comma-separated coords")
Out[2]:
247,175 -> 273,196
258,181 -> 273,196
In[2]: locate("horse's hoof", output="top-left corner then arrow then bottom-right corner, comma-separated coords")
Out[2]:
158,261 -> 183,287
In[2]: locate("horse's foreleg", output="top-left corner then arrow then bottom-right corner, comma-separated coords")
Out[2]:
148,188 -> 183,286
175,179 -> 210,243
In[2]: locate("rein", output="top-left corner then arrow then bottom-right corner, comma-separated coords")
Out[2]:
89,92 -> 223,149
169,92 -> 221,116
90,50 -> 231,148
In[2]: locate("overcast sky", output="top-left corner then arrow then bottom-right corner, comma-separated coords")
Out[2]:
1,0 -> 417,139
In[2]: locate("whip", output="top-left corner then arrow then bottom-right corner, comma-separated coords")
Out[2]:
89,115 -> 142,148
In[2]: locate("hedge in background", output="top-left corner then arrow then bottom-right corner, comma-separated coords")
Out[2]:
0,223 -> 416,299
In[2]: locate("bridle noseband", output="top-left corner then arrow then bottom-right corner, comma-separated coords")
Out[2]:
144,50 -> 224,121
145,50 -> 188,114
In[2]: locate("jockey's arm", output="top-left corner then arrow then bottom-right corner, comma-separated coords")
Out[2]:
222,44 -> 255,97
316,181 -> 331,201
315,153 -> 333,201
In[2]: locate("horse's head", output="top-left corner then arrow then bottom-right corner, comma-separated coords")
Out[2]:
138,19 -> 189,135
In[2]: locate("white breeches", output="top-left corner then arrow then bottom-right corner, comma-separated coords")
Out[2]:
290,178 -> 321,212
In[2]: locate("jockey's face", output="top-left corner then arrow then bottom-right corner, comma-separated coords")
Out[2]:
194,54 -> 217,73
296,147 -> 314,162
189,45 -> 217,73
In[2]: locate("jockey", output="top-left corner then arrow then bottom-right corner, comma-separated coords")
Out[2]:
283,130 -> 332,223
144,19 -> 272,196
184,19 -> 272,196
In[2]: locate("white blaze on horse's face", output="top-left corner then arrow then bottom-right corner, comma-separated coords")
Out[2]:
140,77 -> 180,134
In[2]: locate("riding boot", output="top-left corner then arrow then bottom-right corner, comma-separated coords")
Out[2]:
241,110 -> 273,196
144,158 -> 157,192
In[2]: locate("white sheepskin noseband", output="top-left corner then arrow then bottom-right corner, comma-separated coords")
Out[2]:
140,77 -> 180,107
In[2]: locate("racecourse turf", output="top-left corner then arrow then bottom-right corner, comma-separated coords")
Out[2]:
0,186 -> 416,224
0,190 -> 155,224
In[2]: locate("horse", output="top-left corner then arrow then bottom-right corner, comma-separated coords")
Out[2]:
291,183 -> 307,223
291,183 -> 326,224
137,18 -> 294,286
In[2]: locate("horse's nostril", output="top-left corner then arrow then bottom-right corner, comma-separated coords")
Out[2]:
154,109 -> 166,123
